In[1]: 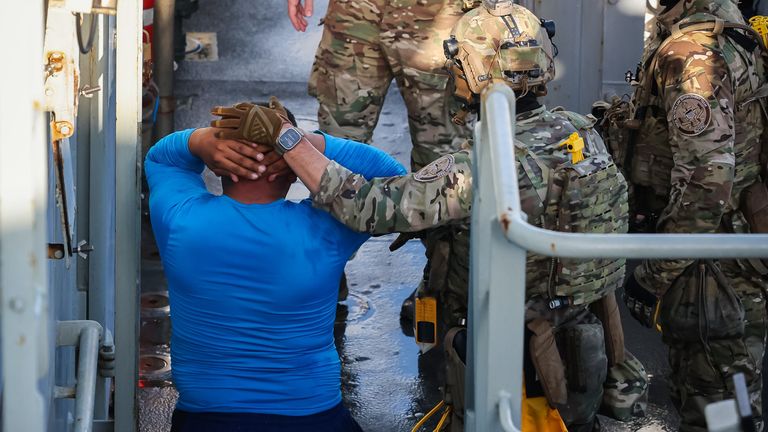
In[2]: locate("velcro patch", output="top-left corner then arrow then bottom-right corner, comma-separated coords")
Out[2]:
671,93 -> 711,136
414,154 -> 455,183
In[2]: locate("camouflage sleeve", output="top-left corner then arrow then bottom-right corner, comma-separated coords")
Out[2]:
312,151 -> 474,234
635,36 -> 736,294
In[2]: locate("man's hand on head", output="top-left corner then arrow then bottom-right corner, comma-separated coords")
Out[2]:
287,0 -> 314,32
210,97 -> 290,149
188,127 -> 279,182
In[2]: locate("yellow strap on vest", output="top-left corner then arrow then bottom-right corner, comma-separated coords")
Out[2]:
749,16 -> 768,48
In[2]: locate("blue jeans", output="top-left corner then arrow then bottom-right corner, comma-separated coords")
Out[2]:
170,402 -> 364,432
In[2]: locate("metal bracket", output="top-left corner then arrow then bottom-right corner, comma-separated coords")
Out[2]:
48,243 -> 67,260
98,329 -> 115,378
48,241 -> 94,260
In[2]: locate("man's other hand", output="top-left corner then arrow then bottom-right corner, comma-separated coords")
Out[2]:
189,128 -> 278,182
287,0 -> 314,32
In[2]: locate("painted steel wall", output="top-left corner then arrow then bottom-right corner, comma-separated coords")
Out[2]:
528,0 -> 646,113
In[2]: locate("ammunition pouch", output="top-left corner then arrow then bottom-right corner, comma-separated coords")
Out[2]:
658,260 -> 745,343
443,327 -> 467,432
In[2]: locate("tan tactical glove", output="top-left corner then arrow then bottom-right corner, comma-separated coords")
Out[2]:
210,96 -> 290,145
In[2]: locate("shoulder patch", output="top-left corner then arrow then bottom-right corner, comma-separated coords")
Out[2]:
671,93 -> 711,136
414,154 -> 455,183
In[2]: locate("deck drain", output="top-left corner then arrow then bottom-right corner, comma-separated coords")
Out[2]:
138,351 -> 172,388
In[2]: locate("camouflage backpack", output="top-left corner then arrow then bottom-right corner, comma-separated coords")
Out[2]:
517,110 -> 630,307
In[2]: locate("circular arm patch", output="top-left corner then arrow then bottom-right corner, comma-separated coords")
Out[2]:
671,93 -> 712,137
414,154 -> 456,182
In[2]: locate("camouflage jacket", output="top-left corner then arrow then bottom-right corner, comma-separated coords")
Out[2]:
631,0 -> 766,293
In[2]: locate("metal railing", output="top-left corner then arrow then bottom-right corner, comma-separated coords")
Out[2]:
466,84 -> 768,432
56,321 -> 104,432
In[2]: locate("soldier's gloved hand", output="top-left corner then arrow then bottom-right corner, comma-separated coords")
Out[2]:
622,273 -> 658,329
210,96 -> 290,148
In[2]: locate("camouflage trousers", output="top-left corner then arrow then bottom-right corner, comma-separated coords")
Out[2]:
664,261 -> 767,432
308,0 -> 470,170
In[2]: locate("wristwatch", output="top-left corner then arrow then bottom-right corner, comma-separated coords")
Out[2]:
276,125 -> 304,155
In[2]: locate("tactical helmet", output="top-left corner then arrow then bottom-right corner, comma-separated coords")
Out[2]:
444,2 -> 556,120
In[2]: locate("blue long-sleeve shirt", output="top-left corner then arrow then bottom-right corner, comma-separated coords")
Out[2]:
145,129 -> 405,415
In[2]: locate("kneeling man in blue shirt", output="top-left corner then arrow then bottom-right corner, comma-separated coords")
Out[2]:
145,105 -> 405,432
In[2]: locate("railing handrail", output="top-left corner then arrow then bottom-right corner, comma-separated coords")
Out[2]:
483,84 -> 768,260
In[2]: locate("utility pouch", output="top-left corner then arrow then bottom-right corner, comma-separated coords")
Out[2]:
741,178 -> 768,275
526,318 -> 568,406
658,260 -> 745,343
590,292 -> 626,366
593,97 -> 637,172
443,327 -> 467,432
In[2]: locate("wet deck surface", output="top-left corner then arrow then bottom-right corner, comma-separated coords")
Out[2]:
138,1 -> 683,430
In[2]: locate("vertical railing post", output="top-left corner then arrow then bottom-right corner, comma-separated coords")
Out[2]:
467,86 -> 524,432
87,13 -> 119,422
115,0 -> 143,430
0,0 -> 49,430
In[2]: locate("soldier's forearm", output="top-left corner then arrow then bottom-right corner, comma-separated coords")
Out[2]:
283,132 -> 330,194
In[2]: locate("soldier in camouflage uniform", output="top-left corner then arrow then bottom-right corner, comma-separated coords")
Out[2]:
210,3 -> 647,430
290,0 -> 478,308
614,0 -> 768,430
300,0 -> 476,170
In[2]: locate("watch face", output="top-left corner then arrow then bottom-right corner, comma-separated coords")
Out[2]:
278,128 -> 302,150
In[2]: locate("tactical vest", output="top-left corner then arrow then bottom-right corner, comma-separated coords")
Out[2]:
517,109 -> 629,306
